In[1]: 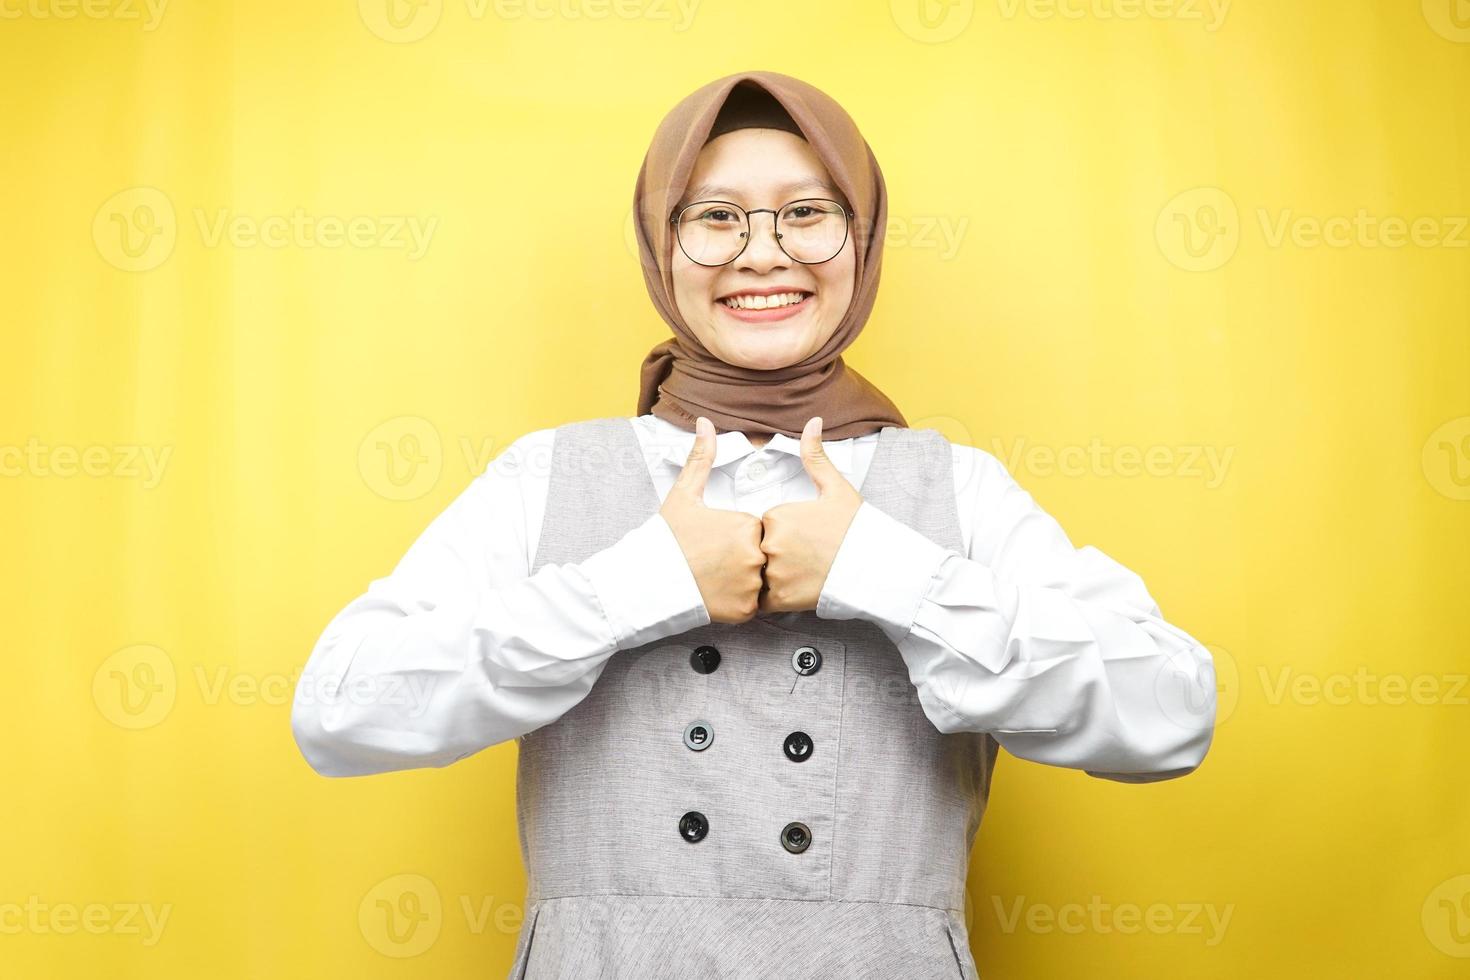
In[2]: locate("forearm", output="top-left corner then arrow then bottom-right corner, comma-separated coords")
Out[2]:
291,512 -> 709,777
819,500 -> 1217,780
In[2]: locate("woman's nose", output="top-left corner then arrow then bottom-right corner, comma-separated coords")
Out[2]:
734,211 -> 788,272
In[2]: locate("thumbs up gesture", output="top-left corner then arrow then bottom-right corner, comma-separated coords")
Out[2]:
758,416 -> 863,615
659,416 -> 767,624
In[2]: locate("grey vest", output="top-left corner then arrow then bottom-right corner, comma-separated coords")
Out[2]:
507,416 -> 997,979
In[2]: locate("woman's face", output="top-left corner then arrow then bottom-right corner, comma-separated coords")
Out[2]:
671,128 -> 856,371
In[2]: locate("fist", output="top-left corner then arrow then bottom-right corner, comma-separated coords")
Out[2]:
659,415 -> 766,624
758,416 -> 863,614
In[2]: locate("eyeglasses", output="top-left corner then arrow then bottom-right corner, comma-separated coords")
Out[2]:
670,198 -> 853,267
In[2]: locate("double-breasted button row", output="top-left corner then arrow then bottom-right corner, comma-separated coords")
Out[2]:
680,722 -> 813,763
677,811 -> 815,854
679,644 -> 824,853
689,643 -> 824,677
780,648 -> 818,852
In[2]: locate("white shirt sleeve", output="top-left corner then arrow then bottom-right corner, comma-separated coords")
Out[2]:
816,444 -> 1217,783
291,430 -> 710,778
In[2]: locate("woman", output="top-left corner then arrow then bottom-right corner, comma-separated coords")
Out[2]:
291,70 -> 1217,979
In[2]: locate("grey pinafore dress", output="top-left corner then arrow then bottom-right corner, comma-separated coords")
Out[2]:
507,416 -> 997,979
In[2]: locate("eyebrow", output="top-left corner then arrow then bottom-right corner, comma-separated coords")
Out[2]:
681,176 -> 841,205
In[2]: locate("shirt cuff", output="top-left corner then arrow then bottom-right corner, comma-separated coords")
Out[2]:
816,500 -> 954,638
578,511 -> 711,650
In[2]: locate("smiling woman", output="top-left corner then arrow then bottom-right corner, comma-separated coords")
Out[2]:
634,73 -> 906,445
671,129 -> 856,371
290,69 -> 1217,980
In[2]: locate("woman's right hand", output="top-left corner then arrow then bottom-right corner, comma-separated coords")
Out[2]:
659,415 -> 766,624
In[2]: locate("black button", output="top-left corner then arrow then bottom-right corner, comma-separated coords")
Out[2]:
691,645 -> 721,674
791,646 -> 822,675
684,720 -> 714,751
679,811 -> 708,843
780,821 -> 811,853
783,731 -> 813,762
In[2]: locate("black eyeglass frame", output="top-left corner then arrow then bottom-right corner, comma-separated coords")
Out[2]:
668,198 -> 855,267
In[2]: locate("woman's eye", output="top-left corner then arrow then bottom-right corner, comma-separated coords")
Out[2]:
701,209 -> 738,223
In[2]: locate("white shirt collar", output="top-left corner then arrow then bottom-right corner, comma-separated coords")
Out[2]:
634,414 -> 864,473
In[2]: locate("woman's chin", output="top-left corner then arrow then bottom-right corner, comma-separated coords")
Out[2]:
710,327 -> 813,370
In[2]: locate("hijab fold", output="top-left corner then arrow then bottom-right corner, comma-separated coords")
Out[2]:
633,70 -> 907,440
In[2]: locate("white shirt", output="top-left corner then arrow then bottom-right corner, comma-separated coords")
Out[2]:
291,414 -> 1217,783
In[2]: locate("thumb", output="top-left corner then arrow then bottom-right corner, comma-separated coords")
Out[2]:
671,416 -> 716,504
799,416 -> 847,495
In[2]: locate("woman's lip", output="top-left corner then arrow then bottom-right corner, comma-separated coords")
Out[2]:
716,294 -> 813,323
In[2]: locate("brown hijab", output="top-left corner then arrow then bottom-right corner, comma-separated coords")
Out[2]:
633,70 -> 907,440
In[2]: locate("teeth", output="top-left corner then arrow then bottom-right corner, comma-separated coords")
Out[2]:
721,291 -> 808,310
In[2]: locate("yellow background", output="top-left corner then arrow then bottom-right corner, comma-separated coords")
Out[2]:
3,0 -> 1468,976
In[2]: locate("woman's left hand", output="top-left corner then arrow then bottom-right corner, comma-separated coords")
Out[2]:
758,416 -> 864,614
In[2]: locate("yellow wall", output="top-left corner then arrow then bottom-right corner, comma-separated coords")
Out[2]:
3,1 -> 1467,976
